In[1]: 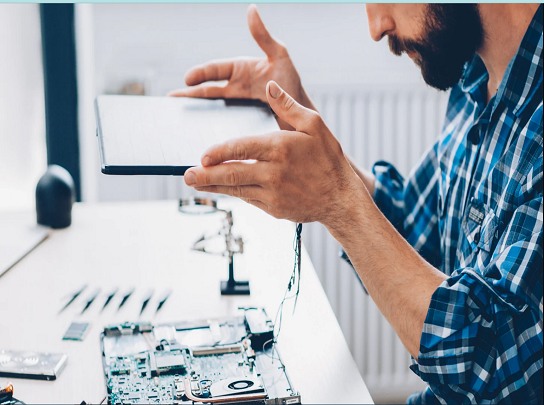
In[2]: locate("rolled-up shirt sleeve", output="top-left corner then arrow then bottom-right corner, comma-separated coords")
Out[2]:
409,193 -> 543,404
339,161 -> 409,291
341,140 -> 443,270
372,160 -> 408,234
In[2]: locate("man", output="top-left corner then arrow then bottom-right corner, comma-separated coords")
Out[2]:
169,4 -> 543,404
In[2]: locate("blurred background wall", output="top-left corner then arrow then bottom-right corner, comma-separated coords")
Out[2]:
80,3 -> 446,205
1,4 -> 450,402
0,4 -> 46,211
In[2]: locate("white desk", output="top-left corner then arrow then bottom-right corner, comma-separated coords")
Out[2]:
0,200 -> 373,404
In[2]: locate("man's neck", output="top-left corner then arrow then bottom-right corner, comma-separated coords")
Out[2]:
477,4 -> 540,104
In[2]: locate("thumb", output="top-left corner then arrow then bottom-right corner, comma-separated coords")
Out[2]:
266,81 -> 319,134
247,4 -> 285,59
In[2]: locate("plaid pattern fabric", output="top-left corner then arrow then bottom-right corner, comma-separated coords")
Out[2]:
367,5 -> 542,404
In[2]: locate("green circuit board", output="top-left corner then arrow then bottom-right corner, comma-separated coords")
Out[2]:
101,312 -> 301,405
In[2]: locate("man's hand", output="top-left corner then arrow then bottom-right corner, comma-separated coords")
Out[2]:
174,4 -> 445,361
183,81 -> 363,226
184,81 -> 446,360
168,4 -> 316,130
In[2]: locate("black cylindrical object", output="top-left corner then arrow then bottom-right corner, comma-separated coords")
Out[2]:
36,165 -> 75,229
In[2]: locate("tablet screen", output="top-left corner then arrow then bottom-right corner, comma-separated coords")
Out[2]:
95,95 -> 279,175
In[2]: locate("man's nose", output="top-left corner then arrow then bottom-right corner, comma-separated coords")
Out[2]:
365,4 -> 395,42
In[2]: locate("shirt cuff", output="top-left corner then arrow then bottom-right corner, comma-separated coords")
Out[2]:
372,161 -> 406,234
409,269 -> 532,398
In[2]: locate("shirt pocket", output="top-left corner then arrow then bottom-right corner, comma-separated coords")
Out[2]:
459,199 -> 500,266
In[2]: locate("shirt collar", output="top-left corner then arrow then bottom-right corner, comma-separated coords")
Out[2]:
460,54 -> 488,96
459,4 -> 543,117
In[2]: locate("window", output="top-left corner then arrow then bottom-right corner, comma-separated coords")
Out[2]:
0,4 -> 46,210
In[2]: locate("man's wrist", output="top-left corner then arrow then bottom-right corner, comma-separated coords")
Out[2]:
321,176 -> 373,242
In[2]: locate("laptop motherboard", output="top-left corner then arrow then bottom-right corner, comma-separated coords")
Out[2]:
101,308 -> 300,404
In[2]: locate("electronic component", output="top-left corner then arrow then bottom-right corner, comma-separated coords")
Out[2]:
154,349 -> 187,375
0,382 -> 15,405
62,322 -> 90,341
104,322 -> 152,337
243,308 -> 274,349
101,309 -> 300,404
210,375 -> 264,397
0,350 -> 67,381
0,383 -> 13,404
192,345 -> 242,357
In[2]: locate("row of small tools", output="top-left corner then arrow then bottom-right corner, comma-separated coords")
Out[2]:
60,285 -> 172,316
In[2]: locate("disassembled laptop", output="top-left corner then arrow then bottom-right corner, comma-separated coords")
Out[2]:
101,308 -> 301,404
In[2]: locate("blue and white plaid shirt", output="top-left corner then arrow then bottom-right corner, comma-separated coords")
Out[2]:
363,5 -> 542,404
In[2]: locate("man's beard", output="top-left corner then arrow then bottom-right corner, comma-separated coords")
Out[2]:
389,5 -> 484,91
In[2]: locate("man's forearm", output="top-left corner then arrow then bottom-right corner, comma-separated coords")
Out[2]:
324,180 -> 446,359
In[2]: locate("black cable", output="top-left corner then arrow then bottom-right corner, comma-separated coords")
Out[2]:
293,223 -> 302,312
0,397 -> 25,405
266,223 -> 303,362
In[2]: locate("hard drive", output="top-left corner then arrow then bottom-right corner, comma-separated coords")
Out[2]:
0,350 -> 67,381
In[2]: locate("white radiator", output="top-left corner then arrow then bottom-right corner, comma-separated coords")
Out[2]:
92,82 -> 449,403
304,86 -> 448,403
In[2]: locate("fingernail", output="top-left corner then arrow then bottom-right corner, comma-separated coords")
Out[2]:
268,81 -> 281,99
202,155 -> 212,166
185,172 -> 196,185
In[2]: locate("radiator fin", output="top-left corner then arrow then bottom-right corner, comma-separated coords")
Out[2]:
305,87 -> 448,403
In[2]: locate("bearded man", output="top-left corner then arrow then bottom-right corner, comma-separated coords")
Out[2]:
170,4 -> 543,403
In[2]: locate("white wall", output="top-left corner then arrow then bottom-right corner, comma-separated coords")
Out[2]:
92,3 -> 425,90
0,4 -> 46,210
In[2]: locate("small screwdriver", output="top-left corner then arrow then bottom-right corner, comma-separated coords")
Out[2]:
59,284 -> 87,313
155,289 -> 172,314
101,287 -> 118,312
81,288 -> 101,314
118,287 -> 135,311
139,289 -> 154,316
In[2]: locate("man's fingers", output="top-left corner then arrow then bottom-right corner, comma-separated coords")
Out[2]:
247,4 -> 285,59
198,188 -> 273,216
185,161 -> 265,187
168,85 -> 226,99
241,198 -> 271,214
201,135 -> 274,166
183,60 -> 234,86
194,185 -> 266,200
266,81 -> 321,134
